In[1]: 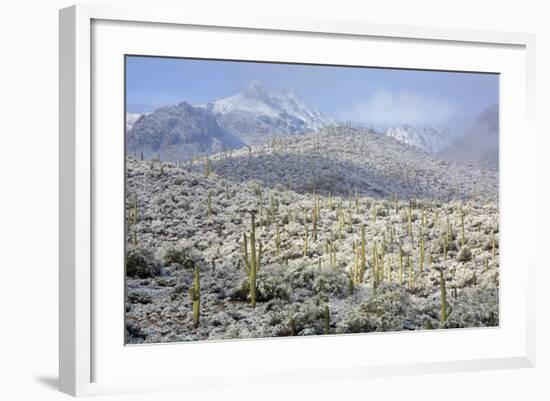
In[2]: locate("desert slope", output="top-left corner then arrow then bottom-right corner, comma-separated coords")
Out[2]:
210,127 -> 498,202
125,126 -> 499,343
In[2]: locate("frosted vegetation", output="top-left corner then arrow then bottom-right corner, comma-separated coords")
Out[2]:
125,126 -> 499,344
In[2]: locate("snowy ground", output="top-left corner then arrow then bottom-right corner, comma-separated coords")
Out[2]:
125,127 -> 499,344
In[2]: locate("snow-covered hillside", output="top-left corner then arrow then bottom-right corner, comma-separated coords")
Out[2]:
385,125 -> 452,154
126,102 -> 244,161
212,126 -> 497,202
125,126 -> 499,343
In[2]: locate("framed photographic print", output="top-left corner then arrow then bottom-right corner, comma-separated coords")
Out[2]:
59,4 -> 536,397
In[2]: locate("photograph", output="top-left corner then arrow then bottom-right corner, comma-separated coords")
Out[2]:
124,56 -> 500,344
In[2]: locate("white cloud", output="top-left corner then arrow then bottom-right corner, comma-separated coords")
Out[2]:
343,90 -> 456,126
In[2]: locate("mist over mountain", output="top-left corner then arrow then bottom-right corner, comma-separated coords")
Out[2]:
440,105 -> 499,170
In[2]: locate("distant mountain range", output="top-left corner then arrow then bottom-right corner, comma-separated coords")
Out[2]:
126,82 -> 498,171
380,106 -> 499,170
126,81 -> 332,159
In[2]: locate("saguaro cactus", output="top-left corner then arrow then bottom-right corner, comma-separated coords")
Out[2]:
408,207 -> 413,238
360,224 -> 366,282
225,182 -> 231,200
380,243 -> 386,279
338,207 -> 343,243
408,256 -> 413,290
304,219 -> 309,256
353,240 -> 360,286
188,265 -> 200,328
422,208 -> 427,228
128,193 -> 139,247
275,223 -> 281,256
243,213 -> 262,308
439,268 -> 447,326
328,232 -> 336,267
312,206 -> 318,241
447,216 -> 453,242
372,242 -> 379,287
460,209 -> 465,246
323,305 -> 330,335
419,234 -> 425,273
399,246 -> 403,285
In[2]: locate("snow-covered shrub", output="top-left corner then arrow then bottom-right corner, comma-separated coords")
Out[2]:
125,320 -> 147,342
408,296 -> 439,330
285,262 -> 317,291
291,298 -> 324,335
126,246 -> 161,278
127,290 -> 152,304
312,266 -> 348,299
157,243 -> 188,267
445,287 -> 499,328
256,264 -> 291,302
336,283 -> 410,333
230,264 -> 290,303
457,246 -> 472,262
454,268 -> 477,288
150,219 -> 165,234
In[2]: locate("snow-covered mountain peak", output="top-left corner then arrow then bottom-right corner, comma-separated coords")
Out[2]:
206,81 -> 332,143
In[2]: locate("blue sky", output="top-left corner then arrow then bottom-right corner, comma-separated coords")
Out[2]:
126,55 -> 498,130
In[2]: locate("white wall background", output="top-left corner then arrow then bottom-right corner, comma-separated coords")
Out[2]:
0,0 -> 547,400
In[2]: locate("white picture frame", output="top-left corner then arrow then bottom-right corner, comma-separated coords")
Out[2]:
59,4 -> 536,397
